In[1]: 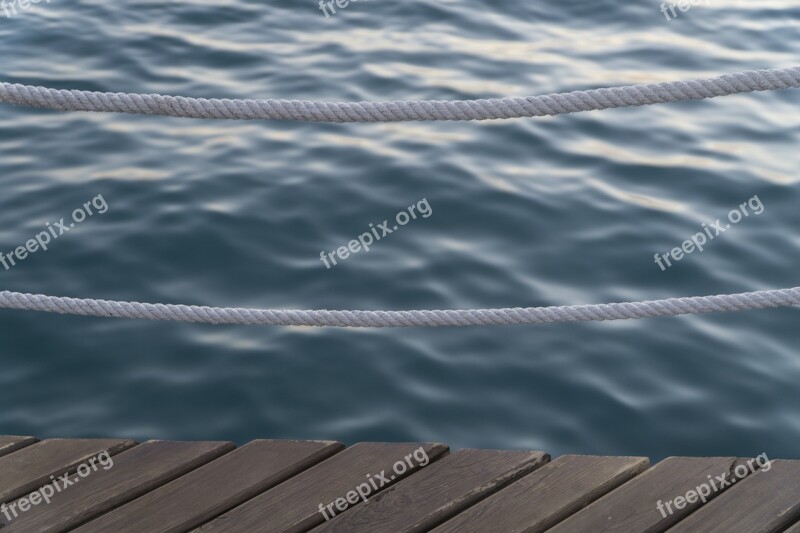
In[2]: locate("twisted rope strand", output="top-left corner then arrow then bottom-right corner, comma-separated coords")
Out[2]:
0,287 -> 797,328
1,67 -> 799,122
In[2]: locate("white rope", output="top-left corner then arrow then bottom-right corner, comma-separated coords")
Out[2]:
2,68 -> 798,327
0,287 -> 797,328
1,67 -> 799,122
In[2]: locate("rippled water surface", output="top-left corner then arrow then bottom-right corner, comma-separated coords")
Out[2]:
1,1 -> 799,459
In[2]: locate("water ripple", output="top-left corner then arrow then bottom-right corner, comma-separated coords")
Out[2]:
0,0 -> 797,460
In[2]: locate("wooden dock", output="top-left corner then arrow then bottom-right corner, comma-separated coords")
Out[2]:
0,435 -> 797,532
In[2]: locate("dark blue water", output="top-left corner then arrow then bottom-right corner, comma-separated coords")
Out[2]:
1,1 -> 798,461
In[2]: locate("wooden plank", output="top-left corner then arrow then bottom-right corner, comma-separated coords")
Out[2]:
76,440 -> 343,533
314,448 -> 550,533
548,456 -> 742,533
0,437 -> 37,458
0,438 -> 136,504
1,440 -> 233,532
668,459 -> 800,533
433,455 -> 648,533
195,442 -> 449,533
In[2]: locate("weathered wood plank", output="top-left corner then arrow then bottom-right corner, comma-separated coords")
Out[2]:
668,459 -> 800,533
195,442 -> 449,533
433,455 -> 648,533
1,440 -> 233,532
77,440 -> 343,533
0,438 -> 136,504
548,456 -> 742,533
0,437 -> 37,459
314,448 -> 550,533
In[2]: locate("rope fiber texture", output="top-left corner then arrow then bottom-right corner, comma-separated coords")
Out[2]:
2,66 -> 799,327
1,66 -> 799,122
0,287 -> 797,328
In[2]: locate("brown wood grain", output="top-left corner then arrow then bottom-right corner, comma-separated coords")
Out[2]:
194,442 -> 449,533
548,456 -> 742,533
432,454 -> 648,533
0,437 -> 37,459
1,435 -> 792,533
313,448 -> 550,533
0,438 -> 136,504
76,440 -> 343,533
1,440 -> 233,532
668,459 -> 800,533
